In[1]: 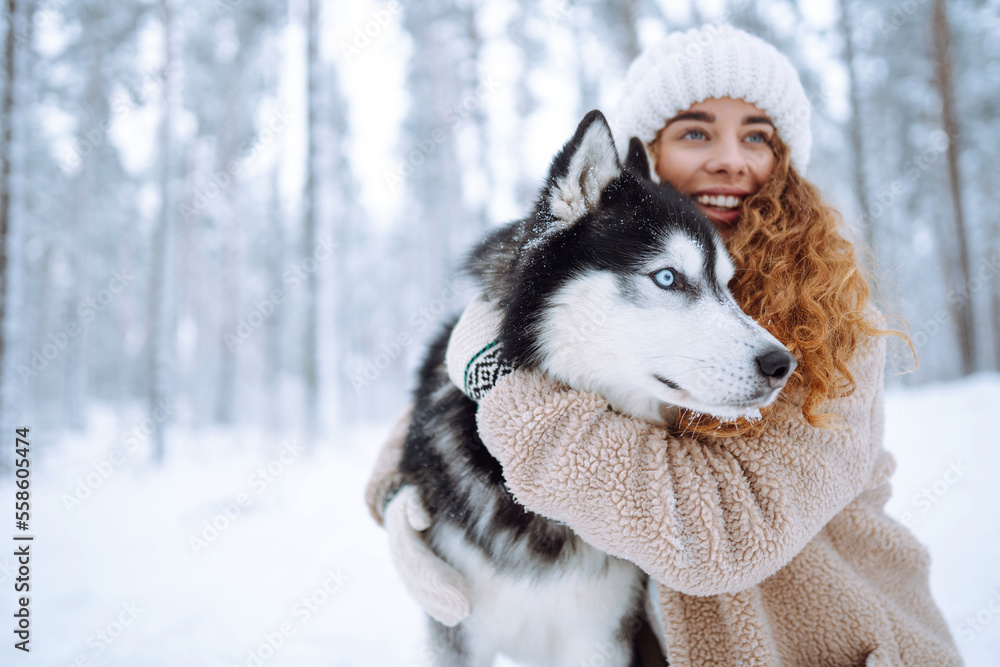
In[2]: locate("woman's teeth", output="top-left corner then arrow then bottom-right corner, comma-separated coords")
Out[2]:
696,194 -> 743,209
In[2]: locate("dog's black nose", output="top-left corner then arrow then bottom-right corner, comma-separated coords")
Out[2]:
756,347 -> 796,387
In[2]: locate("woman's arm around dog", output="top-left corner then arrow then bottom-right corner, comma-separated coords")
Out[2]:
476,331 -> 888,597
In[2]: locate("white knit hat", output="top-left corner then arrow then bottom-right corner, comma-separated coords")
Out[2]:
613,24 -> 812,174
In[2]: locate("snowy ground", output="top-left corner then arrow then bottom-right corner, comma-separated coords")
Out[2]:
1,374 -> 998,666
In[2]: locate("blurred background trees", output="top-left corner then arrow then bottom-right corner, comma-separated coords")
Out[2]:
1,0 -> 997,460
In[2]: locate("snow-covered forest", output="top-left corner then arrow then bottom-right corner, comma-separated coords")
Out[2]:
0,0 -> 998,665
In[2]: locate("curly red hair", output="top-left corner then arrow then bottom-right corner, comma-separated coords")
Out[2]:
671,135 -> 907,436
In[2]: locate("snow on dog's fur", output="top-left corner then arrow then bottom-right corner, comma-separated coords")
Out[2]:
398,110 -> 795,666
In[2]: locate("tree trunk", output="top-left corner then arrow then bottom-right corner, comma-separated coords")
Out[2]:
837,0 -> 876,257
993,227 -> 1000,370
0,0 -> 15,402
326,62 -> 353,426
214,53 -> 241,425
148,0 -> 175,462
463,3 -> 491,237
509,2 -> 539,210
266,167 -> 283,431
302,0 -> 319,438
65,39 -> 107,430
572,16 -> 599,120
617,0 -> 640,64
932,0 -> 976,375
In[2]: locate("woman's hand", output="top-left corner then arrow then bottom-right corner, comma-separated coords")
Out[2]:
383,486 -> 471,627
365,406 -> 472,627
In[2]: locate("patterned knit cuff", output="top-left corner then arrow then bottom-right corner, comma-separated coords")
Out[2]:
445,296 -> 507,401
464,340 -> 515,402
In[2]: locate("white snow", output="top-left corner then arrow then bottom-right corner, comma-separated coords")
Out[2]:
1,374 -> 998,666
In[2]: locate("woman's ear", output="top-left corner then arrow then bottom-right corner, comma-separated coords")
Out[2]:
624,137 -> 652,181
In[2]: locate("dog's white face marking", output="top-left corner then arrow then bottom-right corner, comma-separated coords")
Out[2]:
665,233 -> 705,282
536,231 -> 794,424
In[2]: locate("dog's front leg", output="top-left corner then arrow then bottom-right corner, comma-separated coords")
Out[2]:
427,617 -> 496,667
553,638 -> 635,667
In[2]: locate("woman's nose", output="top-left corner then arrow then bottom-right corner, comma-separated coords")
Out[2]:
705,137 -> 747,175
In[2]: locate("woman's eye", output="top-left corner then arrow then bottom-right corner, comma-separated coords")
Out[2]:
745,131 -> 770,144
681,128 -> 706,140
653,268 -> 677,288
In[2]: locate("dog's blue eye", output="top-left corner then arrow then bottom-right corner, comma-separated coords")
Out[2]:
653,269 -> 676,288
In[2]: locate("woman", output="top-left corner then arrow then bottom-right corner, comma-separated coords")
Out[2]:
366,24 -> 961,666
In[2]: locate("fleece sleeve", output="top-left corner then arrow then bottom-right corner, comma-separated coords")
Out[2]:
476,333 -> 887,596
364,403 -> 413,526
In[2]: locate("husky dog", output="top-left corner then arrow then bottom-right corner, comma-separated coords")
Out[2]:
398,110 -> 796,667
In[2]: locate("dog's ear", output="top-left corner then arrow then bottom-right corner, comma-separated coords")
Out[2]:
543,110 -> 621,225
624,137 -> 652,181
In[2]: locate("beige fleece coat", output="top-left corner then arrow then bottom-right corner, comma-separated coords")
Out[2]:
472,332 -> 961,666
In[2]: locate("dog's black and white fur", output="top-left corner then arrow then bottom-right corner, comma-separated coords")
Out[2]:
398,111 -> 795,667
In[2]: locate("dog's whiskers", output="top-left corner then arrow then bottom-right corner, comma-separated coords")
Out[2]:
649,353 -> 709,363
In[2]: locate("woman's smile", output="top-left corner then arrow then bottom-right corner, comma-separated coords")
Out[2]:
691,187 -> 749,227
652,97 -> 776,236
